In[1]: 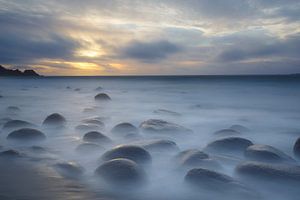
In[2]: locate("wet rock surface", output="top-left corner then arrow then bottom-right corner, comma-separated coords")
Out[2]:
94,93 -> 111,101
43,113 -> 66,128
7,128 -> 46,142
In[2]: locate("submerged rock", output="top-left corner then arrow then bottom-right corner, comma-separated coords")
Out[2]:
230,124 -> 250,132
214,128 -> 241,137
95,158 -> 146,187
140,119 -> 192,135
111,122 -> 139,137
293,137 -> 300,159
6,106 -> 21,113
42,113 -> 66,128
245,144 -> 295,163
0,149 -> 22,158
101,145 -> 152,165
54,162 -> 84,178
75,124 -> 102,132
7,128 -> 46,142
83,131 -> 112,144
153,109 -> 181,116
142,139 -> 179,152
94,93 -> 111,101
3,120 -> 35,130
205,137 -> 253,155
76,142 -> 105,154
95,86 -> 103,91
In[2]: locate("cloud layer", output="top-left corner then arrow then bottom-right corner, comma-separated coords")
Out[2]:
0,0 -> 299,75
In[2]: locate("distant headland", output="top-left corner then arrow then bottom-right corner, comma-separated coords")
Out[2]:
0,65 -> 41,77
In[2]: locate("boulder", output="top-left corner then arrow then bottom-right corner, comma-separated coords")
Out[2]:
95,158 -> 146,187
42,113 -> 66,128
3,120 -> 35,130
6,106 -> 21,113
54,162 -> 84,178
0,149 -> 22,158
7,128 -> 46,142
214,128 -> 241,137
139,119 -> 192,135
76,142 -> 105,154
293,137 -> 300,159
142,139 -> 179,152
230,124 -> 250,132
245,144 -> 295,163
101,145 -> 152,165
95,86 -> 103,91
94,93 -> 111,101
83,131 -> 112,144
205,137 -> 253,155
111,122 -> 139,137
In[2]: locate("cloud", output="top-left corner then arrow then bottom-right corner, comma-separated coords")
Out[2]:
119,40 -> 182,62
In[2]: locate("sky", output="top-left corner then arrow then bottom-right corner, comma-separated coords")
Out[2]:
0,0 -> 300,75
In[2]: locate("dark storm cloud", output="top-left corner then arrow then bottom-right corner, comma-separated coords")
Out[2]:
0,11 -> 80,64
119,40 -> 182,62
218,34 -> 300,62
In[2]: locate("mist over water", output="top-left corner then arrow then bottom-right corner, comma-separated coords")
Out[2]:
0,75 -> 300,200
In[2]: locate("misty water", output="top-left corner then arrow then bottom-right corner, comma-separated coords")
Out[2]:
0,76 -> 300,200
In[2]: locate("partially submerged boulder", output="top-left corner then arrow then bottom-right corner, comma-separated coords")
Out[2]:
83,131 -> 112,144
95,158 -> 146,187
3,120 -> 35,130
42,113 -> 66,128
214,129 -> 241,137
293,137 -> 300,159
76,142 -> 105,154
230,124 -> 250,132
111,122 -> 139,137
7,128 -> 46,142
94,93 -> 111,101
101,145 -> 152,165
142,139 -> 179,153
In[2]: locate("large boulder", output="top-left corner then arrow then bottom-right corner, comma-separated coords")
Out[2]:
7,128 -> 46,142
235,161 -> 300,183
3,120 -> 35,130
111,122 -> 139,137
95,158 -> 146,187
245,144 -> 295,164
175,149 -> 221,170
83,131 -> 112,144
293,137 -> 300,159
139,119 -> 192,135
101,145 -> 152,165
94,93 -> 111,101
42,113 -> 66,128
214,128 -> 241,137
53,162 -> 84,179
205,137 -> 253,156
142,139 -> 179,153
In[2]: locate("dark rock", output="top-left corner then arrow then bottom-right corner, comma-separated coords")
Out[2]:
6,106 -> 21,113
42,113 -> 66,128
0,149 -> 22,158
101,145 -> 152,165
23,69 -> 40,76
293,137 -> 300,159
142,139 -> 179,152
3,120 -> 35,130
54,162 -> 84,178
7,128 -> 46,142
140,119 -> 192,135
245,144 -> 295,163
83,131 -> 112,144
94,93 -> 111,101
230,124 -> 250,132
74,88 -> 81,91
111,122 -> 139,137
76,142 -> 105,154
214,128 -> 241,137
235,161 -> 300,182
205,137 -> 253,155
95,158 -> 146,187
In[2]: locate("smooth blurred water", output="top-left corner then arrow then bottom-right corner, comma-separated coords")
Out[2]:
0,75 -> 300,200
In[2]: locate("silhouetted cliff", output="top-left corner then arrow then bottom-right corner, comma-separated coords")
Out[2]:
0,65 -> 40,76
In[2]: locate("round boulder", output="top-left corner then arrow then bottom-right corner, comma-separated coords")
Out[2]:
293,137 -> 300,159
7,128 -> 46,142
205,137 -> 253,155
139,119 -> 192,135
230,124 -> 250,132
3,120 -> 35,130
42,113 -> 66,128
95,158 -> 146,187
111,122 -> 139,137
214,128 -> 241,137
0,149 -> 22,158
245,144 -> 295,163
142,139 -> 179,152
94,93 -> 111,101
83,131 -> 112,144
101,145 -> 152,165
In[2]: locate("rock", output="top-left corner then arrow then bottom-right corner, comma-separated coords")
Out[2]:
42,113 -> 66,128
153,109 -> 181,116
245,144 -> 295,163
111,122 -> 139,137
3,120 -> 35,130
235,161 -> 300,183
75,124 -> 102,132
175,149 -> 221,170
81,119 -> 105,128
74,88 -> 81,91
83,131 -> 112,144
0,149 -> 22,158
214,128 -> 241,137
101,145 -> 152,165
230,124 -> 250,132
142,139 -> 179,152
293,137 -> 300,159
7,128 -> 46,142
139,119 -> 192,135
95,158 -> 146,187
76,142 -> 105,154
205,137 -> 253,155
95,86 -> 103,91
94,93 -> 111,101
54,162 -> 84,178
6,106 -> 21,113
